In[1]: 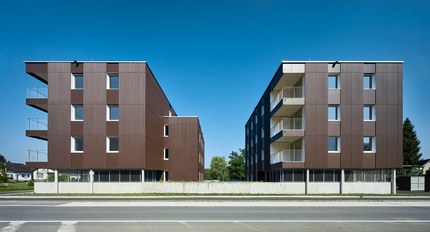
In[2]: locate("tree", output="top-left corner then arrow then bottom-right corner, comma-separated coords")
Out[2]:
0,154 -> 7,183
204,169 -> 212,180
209,156 -> 229,181
227,149 -> 245,180
403,118 -> 422,165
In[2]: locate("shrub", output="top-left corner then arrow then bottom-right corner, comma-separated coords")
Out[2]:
27,180 -> 34,187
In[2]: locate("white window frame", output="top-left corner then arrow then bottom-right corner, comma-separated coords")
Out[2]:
164,124 -> 169,137
328,136 -> 341,153
363,136 -> 376,153
328,75 -> 340,89
107,105 -> 119,121
71,105 -> 84,121
363,105 -> 376,121
164,147 -> 169,160
106,137 -> 119,153
71,74 -> 84,90
363,74 -> 376,89
328,105 -> 341,121
71,137 -> 84,153
106,73 -> 119,90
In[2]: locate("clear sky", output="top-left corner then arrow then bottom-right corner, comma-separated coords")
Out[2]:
0,0 -> 429,168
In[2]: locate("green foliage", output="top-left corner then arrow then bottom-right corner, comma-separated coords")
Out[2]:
0,154 -> 6,164
59,174 -> 69,182
204,169 -> 212,180
210,156 -> 229,181
0,154 -> 7,183
27,180 -> 34,186
48,173 -> 55,182
227,149 -> 246,180
403,118 -> 422,165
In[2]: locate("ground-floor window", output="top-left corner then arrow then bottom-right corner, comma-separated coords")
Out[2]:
268,169 -> 389,182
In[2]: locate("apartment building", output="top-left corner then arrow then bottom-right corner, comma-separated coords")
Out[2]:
245,61 -> 402,192
26,61 -> 204,183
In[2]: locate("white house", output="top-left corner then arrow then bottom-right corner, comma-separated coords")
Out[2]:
5,163 -> 32,182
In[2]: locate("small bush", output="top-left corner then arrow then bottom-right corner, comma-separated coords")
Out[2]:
27,181 -> 34,187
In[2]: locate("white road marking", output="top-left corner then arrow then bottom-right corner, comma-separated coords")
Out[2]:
0,221 -> 25,232
57,221 -> 77,232
0,220 -> 430,223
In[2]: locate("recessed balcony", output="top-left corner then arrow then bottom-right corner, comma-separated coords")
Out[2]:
270,87 -> 304,117
26,118 -> 48,141
26,87 -> 48,112
270,118 -> 304,143
270,149 -> 304,164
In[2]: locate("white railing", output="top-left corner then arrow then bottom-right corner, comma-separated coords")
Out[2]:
27,87 -> 48,98
270,86 -> 303,110
27,118 -> 48,130
270,149 -> 304,164
27,150 -> 48,162
270,118 -> 304,137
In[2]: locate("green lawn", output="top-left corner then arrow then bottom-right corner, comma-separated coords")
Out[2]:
0,182 -> 34,192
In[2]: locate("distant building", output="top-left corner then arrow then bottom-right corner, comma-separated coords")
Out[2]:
5,163 -> 32,181
415,159 -> 430,175
245,61 -> 403,193
25,61 -> 205,183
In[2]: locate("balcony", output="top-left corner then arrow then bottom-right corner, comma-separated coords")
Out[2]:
26,150 -> 48,169
270,118 -> 304,143
270,149 -> 304,164
26,118 -> 48,141
270,87 -> 304,117
26,87 -> 48,112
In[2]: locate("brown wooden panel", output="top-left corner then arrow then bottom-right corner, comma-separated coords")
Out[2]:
48,105 -> 71,136
316,105 -> 328,135
48,136 -> 71,168
48,72 -> 60,105
106,155 -> 119,167
71,121 -> 83,136
328,121 -> 340,136
26,62 -> 47,74
375,72 -> 388,104
341,63 -> 364,73
84,136 -> 106,168
327,154 -> 340,168
328,89 -> 340,104
93,63 -> 107,73
363,90 -> 375,104
48,63 -> 60,73
107,63 -> 119,73
305,105 -> 317,136
118,136 -> 145,168
363,121 -> 375,136
375,136 -> 387,168
340,72 -> 352,104
315,136 -> 328,168
71,154 -> 83,168
315,73 -> 328,105
364,63 -> 375,73
304,73 -> 315,104
340,105 -> 352,135
71,90 -> 83,104
119,72 -> 145,105
340,136 -> 352,168
363,154 -> 376,168
58,72 -> 71,104
386,105 -> 399,136
107,90 -> 119,104
387,136 -> 400,167
119,105 -> 145,136
351,105 -> 363,135
376,63 -> 388,73
351,73 -> 363,105
71,62 -> 83,73
387,72 -> 399,105
351,136 -> 363,168
84,105 -> 106,136
106,121 -> 119,136
305,136 -> 317,168
376,105 -> 387,136
282,162 -> 305,169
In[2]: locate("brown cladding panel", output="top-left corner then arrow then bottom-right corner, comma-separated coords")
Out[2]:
375,136 -> 387,168
376,105 -> 387,136
83,105 -> 106,136
107,63 -> 119,73
328,121 -> 340,136
106,90 -> 119,104
71,90 -> 83,104
83,72 -> 106,105
375,72 -> 388,104
118,136 -> 145,168
351,136 -> 363,168
47,72 -> 60,105
340,136 -> 352,168
305,105 -> 317,136
351,73 -> 363,105
26,62 -> 47,74
106,121 -> 119,136
304,73 -> 315,104
387,136 -> 400,167
48,136 -> 71,168
340,72 -> 352,104
71,121 -> 83,136
386,105 -> 399,136
71,63 -> 83,73
341,105 -> 352,135
71,154 -> 84,168
387,72 -> 399,105
84,136 -> 106,168
314,73 -> 328,105
305,136 -> 317,168
327,154 -> 340,168
316,105 -> 328,135
119,72 -> 145,105
363,154 -> 376,168
315,136 -> 328,168
364,63 -> 376,73
351,105 -> 363,135
328,89 -> 341,104
48,105 -> 71,136
363,121 -> 375,136
106,155 -> 119,167
119,105 -> 145,136
363,90 -> 375,105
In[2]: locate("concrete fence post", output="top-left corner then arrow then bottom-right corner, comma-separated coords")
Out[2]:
391,169 -> 396,194
89,170 -> 94,194
54,169 -> 59,194
340,169 -> 345,194
305,169 -> 309,194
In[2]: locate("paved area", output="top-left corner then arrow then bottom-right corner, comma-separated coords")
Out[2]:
1,200 -> 429,231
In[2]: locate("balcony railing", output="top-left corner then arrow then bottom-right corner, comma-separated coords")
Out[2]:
27,87 -> 48,98
270,149 -> 304,164
27,150 -> 47,162
270,86 -> 304,110
27,118 -> 47,130
270,118 -> 304,137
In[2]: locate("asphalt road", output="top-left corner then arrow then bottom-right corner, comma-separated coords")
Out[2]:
1,200 -> 430,232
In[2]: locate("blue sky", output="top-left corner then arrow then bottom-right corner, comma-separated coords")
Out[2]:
0,0 -> 429,167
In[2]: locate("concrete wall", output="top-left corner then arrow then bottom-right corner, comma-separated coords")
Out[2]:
34,182 -> 391,194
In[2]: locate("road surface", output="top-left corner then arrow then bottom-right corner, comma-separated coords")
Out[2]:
1,200 -> 429,231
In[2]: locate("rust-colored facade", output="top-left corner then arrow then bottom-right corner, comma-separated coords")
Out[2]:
26,61 -> 204,182
246,61 -> 403,182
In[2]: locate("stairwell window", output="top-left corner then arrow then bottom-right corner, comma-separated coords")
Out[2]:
107,105 -> 119,121
71,74 -> 84,89
363,105 -> 376,121
71,137 -> 84,153
107,137 -> 119,153
164,125 -> 169,137
72,105 -> 84,121
363,74 -> 375,89
328,105 -> 340,121
328,136 -> 341,153
107,73 -> 119,89
363,137 -> 376,152
328,75 -> 340,89
164,148 -> 169,160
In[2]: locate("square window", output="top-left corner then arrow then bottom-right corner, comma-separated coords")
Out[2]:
363,137 -> 375,152
328,75 -> 339,89
164,125 -> 169,137
72,137 -> 83,152
363,74 -> 375,89
107,74 -> 119,89
328,137 -> 340,152
107,137 -> 119,152
363,105 -> 375,121
72,105 -> 84,121
328,105 -> 340,121
72,74 -> 84,89
164,148 -> 169,160
107,105 -> 119,120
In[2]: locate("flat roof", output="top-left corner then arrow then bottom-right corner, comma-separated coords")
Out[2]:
24,61 -> 147,63
281,60 -> 404,63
